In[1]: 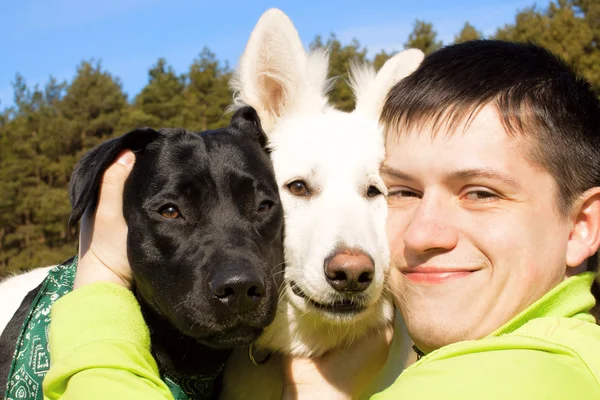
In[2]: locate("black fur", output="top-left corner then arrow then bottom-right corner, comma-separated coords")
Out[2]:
0,282 -> 43,398
2,106 -> 285,388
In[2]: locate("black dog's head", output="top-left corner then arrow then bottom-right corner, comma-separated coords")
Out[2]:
69,107 -> 284,349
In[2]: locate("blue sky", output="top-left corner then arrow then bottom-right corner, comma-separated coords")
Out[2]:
1,0 -> 551,110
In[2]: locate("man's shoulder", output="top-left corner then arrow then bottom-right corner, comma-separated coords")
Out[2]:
374,318 -> 600,400
512,316 -> 600,379
514,314 -> 600,341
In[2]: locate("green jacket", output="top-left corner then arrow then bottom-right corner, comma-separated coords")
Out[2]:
43,273 -> 600,400
374,272 -> 600,399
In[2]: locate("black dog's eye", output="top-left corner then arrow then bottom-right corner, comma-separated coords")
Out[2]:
367,185 -> 383,198
257,200 -> 274,213
287,180 -> 309,196
158,205 -> 181,219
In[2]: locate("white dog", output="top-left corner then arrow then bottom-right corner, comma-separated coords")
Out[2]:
220,9 -> 423,400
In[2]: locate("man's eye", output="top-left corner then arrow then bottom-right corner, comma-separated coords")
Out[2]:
464,190 -> 499,201
388,189 -> 422,199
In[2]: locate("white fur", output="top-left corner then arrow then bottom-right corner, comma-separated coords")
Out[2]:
0,267 -> 52,336
351,48 -> 425,120
222,9 -> 424,400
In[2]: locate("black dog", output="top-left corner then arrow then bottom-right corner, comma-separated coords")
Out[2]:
0,106 -> 284,398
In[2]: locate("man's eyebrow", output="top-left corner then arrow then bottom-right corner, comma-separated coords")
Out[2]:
381,166 -> 523,190
380,166 -> 415,181
448,168 -> 523,189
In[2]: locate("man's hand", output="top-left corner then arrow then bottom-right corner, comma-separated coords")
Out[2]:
283,324 -> 394,400
74,150 -> 135,289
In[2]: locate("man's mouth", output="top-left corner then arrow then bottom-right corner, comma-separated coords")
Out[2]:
289,281 -> 366,314
401,266 -> 479,284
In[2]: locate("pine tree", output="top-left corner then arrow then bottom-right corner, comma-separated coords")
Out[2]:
182,47 -> 232,131
454,22 -> 483,43
120,58 -> 186,131
0,76 -> 74,274
0,62 -> 126,275
404,20 -> 443,55
495,1 -> 599,93
59,60 -> 127,151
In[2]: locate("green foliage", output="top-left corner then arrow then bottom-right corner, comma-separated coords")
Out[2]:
454,22 -> 483,43
494,0 -> 599,93
130,58 -> 186,128
1,4 -> 599,276
182,48 -> 233,131
404,20 -> 443,55
0,62 -> 125,275
311,35 -> 369,111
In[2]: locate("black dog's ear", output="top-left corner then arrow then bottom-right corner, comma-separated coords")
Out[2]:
230,106 -> 269,150
68,127 -> 161,228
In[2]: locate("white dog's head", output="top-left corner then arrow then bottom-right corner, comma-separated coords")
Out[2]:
231,9 -> 423,355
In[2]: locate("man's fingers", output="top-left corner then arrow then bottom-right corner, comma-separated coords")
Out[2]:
96,150 -> 135,216
79,150 -> 135,253
75,150 -> 136,289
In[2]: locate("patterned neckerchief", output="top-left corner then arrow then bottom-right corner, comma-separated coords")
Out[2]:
3,257 -> 223,400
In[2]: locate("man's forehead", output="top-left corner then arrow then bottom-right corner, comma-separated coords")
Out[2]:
385,104 -> 510,140
381,109 -> 541,188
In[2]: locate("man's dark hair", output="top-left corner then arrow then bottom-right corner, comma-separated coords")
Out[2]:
381,40 -> 600,216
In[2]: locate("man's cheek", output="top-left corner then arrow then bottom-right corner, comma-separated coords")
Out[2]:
386,216 -> 407,258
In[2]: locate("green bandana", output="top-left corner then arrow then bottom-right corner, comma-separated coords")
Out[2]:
3,257 -> 222,400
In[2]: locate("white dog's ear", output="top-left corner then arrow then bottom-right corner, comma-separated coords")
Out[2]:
231,8 -> 330,133
351,48 -> 425,120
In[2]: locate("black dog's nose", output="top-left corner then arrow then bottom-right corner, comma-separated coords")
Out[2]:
211,273 -> 265,312
324,249 -> 374,293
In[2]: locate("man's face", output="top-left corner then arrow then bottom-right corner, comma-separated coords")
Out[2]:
382,105 -> 572,352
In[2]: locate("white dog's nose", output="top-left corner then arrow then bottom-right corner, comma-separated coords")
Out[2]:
324,249 -> 374,293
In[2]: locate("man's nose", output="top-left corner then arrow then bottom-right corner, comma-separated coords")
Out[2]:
403,195 -> 458,254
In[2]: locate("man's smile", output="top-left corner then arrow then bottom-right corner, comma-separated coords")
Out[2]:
401,266 -> 480,284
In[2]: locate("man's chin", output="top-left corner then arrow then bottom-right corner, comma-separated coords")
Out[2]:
401,297 -> 490,352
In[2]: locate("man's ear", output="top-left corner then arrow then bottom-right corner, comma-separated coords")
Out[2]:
566,187 -> 600,268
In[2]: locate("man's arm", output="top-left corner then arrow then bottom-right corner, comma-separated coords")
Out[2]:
43,282 -> 174,400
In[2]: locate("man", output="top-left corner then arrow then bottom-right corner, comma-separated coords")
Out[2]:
376,39 -> 600,398
43,40 -> 600,399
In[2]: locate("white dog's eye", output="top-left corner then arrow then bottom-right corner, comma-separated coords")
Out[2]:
158,205 -> 181,219
287,180 -> 310,196
367,185 -> 383,198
